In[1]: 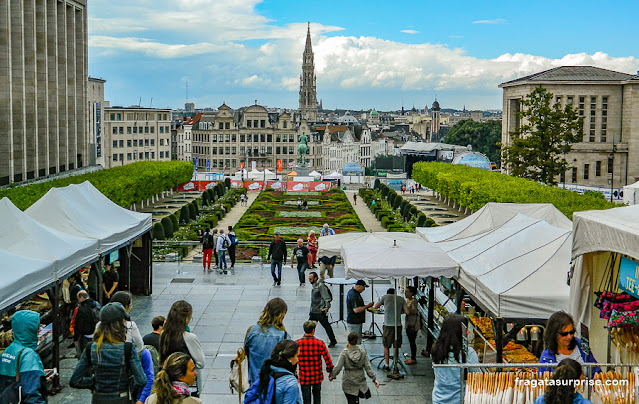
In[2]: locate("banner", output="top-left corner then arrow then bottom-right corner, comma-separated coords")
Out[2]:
277,160 -> 282,172
240,162 -> 244,169
266,180 -> 285,190
309,181 -> 333,191
619,257 -> 639,299
287,182 -> 311,192
230,180 -> 244,189
252,161 -> 256,171
244,181 -> 264,191
174,181 -> 220,192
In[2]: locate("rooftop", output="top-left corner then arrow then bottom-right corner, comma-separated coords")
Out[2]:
500,66 -> 638,87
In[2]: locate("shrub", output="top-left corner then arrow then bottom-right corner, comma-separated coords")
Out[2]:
169,214 -> 179,231
381,185 -> 390,198
193,200 -> 199,215
179,206 -> 189,224
224,178 -> 231,189
338,218 -> 360,226
207,188 -> 216,203
409,206 -> 418,218
400,200 -> 408,216
416,213 -> 428,227
242,217 -> 260,226
161,217 -> 174,238
392,196 -> 401,210
188,203 -> 196,220
387,224 -> 407,232
381,216 -> 392,228
374,179 -> 381,189
153,222 -> 165,240
202,191 -> 209,206
224,202 -> 232,212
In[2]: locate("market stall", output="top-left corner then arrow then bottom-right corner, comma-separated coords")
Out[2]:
317,231 -> 422,258
570,204 -> 639,364
417,203 -> 573,364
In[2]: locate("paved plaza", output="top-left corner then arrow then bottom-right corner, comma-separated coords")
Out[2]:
51,261 -> 435,403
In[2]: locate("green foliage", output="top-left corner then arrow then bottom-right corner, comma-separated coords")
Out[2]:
409,206 -> 418,218
381,216 -> 392,228
161,217 -> 174,238
501,86 -> 584,186
392,196 -> 401,210
207,189 -> 216,203
188,203 -> 196,220
416,213 -> 428,227
400,200 -> 409,217
0,161 -> 193,210
179,206 -> 189,224
224,202 -> 232,212
152,222 -> 165,240
374,179 -> 381,189
202,191 -> 210,206
444,119 -> 502,163
169,214 -> 179,231
381,186 -> 390,198
412,161 -> 616,219
224,178 -> 231,189
193,200 -> 199,215
242,217 -> 260,227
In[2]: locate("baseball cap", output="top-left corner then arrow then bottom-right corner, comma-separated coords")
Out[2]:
274,231 -> 280,235
99,302 -> 130,324
355,280 -> 369,287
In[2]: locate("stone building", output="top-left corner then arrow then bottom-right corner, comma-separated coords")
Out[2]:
0,0 -> 88,185
102,107 -> 172,168
298,22 -> 318,122
88,77 -> 106,167
500,66 -> 639,189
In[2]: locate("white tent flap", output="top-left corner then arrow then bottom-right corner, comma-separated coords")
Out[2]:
318,232 -> 422,257
572,204 -> 639,260
0,250 -> 54,312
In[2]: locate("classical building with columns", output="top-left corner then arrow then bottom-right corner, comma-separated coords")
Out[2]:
0,0 -> 88,185
500,66 -> 639,189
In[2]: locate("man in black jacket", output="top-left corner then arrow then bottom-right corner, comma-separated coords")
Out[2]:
74,290 -> 101,355
267,232 -> 287,286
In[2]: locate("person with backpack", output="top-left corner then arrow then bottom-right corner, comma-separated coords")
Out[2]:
143,316 -> 165,352
212,229 -> 220,269
244,339 -> 302,404
73,290 -> 101,358
109,291 -> 145,353
0,310 -> 47,404
308,272 -> 337,348
144,352 -> 201,404
159,301 -> 205,396
228,225 -> 239,269
217,228 -> 230,274
201,228 -> 214,273
70,302 -> 147,404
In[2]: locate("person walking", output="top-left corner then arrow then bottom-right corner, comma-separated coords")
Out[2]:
297,198 -> 302,210
291,238 -> 312,286
216,228 -> 230,274
267,232 -> 287,286
159,301 -> 205,396
144,352 -> 202,404
353,193 -> 357,205
297,321 -> 334,404
317,255 -> 336,280
404,286 -> 420,364
246,340 -> 302,404
201,228 -> 214,272
0,310 -> 48,404
432,314 -> 480,404
109,291 -> 145,353
308,272 -> 337,348
245,298 -> 290,384
373,288 -> 407,370
329,332 -> 379,404
240,193 -> 246,207
70,303 -> 147,404
73,290 -> 101,357
346,280 -> 373,344
307,231 -> 318,269
142,316 -> 165,352
212,229 -> 219,269
227,225 -> 238,269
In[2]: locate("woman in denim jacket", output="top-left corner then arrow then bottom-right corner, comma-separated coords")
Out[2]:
70,302 -> 146,404
245,298 -> 290,384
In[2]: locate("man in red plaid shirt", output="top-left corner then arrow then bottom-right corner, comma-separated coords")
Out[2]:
297,320 -> 334,404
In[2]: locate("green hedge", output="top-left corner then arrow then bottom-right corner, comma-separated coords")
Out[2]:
412,162 -> 615,219
0,161 -> 193,210
153,222 -> 165,240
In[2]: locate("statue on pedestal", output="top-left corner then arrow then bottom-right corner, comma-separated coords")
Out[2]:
297,134 -> 309,166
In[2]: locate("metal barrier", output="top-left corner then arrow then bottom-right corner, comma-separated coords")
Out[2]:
152,240 -> 272,263
431,362 -> 637,404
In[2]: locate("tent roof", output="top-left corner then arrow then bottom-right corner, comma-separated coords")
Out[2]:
0,197 -> 97,279
342,239 -> 459,279
572,204 -> 639,260
324,171 -> 342,179
25,181 -> 151,255
287,171 -> 297,177
318,231 -> 423,258
439,213 -> 572,320
417,202 -> 572,243
623,180 -> 639,189
309,171 -> 322,177
0,249 -> 54,312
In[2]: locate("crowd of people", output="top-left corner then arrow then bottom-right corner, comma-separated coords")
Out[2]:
198,225 -> 239,274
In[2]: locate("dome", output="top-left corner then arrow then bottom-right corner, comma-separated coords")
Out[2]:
370,109 -> 379,116
337,112 -> 359,124
432,100 -> 440,110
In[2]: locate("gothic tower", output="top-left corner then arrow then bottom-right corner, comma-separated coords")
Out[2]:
299,22 -> 318,122
431,99 -> 441,141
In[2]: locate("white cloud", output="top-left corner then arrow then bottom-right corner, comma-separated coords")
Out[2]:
401,29 -> 419,35
473,19 -> 507,24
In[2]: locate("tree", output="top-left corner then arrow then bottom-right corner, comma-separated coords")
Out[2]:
444,119 -> 502,163
501,87 -> 583,186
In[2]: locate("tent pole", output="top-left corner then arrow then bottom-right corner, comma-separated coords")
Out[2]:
426,277 -> 435,355
495,317 -> 504,364
50,284 -> 61,391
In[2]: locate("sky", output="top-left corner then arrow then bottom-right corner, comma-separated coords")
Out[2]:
89,0 -> 639,112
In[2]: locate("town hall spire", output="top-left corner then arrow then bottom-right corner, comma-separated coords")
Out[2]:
299,22 -> 318,122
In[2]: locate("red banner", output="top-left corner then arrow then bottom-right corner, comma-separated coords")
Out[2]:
277,160 -> 282,172
174,181 -> 219,192
286,182 -> 311,192
266,180 -> 285,190
244,181 -> 264,191
230,180 -> 244,189
309,181 -> 333,191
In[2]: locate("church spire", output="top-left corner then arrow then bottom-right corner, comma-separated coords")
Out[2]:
299,22 -> 318,122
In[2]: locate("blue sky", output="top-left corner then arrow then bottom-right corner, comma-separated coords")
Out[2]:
88,0 -> 638,111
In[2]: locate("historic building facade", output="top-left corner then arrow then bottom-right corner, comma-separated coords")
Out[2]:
500,66 -> 639,190
0,0 -> 88,185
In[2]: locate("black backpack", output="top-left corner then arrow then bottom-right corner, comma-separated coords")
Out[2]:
202,233 -> 214,249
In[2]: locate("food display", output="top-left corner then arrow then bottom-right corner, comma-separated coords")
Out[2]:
469,316 -> 538,364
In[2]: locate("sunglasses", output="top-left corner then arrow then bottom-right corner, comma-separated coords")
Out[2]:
558,329 -> 576,337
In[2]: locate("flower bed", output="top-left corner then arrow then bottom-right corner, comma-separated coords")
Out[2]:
273,226 -> 323,235
278,211 -> 322,218
285,191 -> 319,196
283,200 -> 321,206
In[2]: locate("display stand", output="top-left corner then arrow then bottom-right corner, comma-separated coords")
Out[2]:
324,278 -> 357,328
363,279 -> 382,339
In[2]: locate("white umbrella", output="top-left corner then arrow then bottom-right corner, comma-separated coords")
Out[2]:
318,231 -> 423,258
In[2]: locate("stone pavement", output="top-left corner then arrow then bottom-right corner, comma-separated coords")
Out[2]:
50,262 -> 435,403
346,190 -> 386,232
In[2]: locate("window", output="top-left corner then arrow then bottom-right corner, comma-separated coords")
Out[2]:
225,134 -> 230,142
283,121 -> 287,129
231,159 -> 236,168
127,153 -> 132,161
119,127 -> 124,134
591,96 -> 597,103
240,146 -> 245,155
589,130 -> 595,142
247,120 -> 252,128
225,147 -> 230,154
127,140 -> 132,147
276,134 -> 281,142
267,146 -> 272,154
119,153 -> 123,161
267,134 -> 272,142
567,96 -> 573,104
260,134 -> 265,142
571,168 -> 577,183
133,139 -> 138,147
159,139 -> 164,146
225,122 -> 230,130
163,114 -> 168,120
555,96 -> 562,103
112,154 -> 117,161
133,126 -> 138,134
289,146 -> 294,154
119,140 -> 124,148
160,126 -> 164,133
145,152 -> 149,160
139,153 -> 143,160
601,130 -> 607,143
253,120 -> 258,128
112,140 -> 117,148
151,152 -> 155,159
260,120 -> 265,128
110,113 -> 115,121
240,134 -> 245,142
276,146 -> 281,154
232,147 -> 237,154
126,127 -> 131,134
112,127 -> 117,135
260,146 -> 265,154
596,161 -> 601,176
145,139 -> 149,146
150,139 -> 155,146
583,164 -> 589,180
151,127 -> 155,134
560,170 -> 566,184
157,113 -> 162,120
253,134 -> 259,142
219,147 -> 224,155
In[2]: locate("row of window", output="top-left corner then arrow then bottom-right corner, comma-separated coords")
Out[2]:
112,139 -> 171,148
191,146 -> 300,156
108,113 -> 169,121
193,158 -> 299,169
110,126 -> 171,134
560,159 -> 613,183
192,133 -> 298,143
112,151 -> 170,161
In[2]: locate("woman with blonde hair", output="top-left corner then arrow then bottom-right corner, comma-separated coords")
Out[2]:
307,230 -> 318,268
245,298 -> 290,384
159,300 -> 205,396
144,352 -> 201,404
70,302 -> 146,403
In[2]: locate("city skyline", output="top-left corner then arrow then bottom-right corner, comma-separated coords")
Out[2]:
90,0 -> 638,111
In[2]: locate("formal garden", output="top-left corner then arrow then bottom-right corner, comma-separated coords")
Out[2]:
233,188 -> 365,242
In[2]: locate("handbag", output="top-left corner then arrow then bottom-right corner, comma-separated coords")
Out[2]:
0,349 -> 25,404
229,347 -> 248,398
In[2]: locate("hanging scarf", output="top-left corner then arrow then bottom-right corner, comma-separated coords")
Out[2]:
172,381 -> 191,397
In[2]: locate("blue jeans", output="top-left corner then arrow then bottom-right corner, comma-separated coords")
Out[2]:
297,262 -> 308,284
271,260 -> 283,283
218,250 -> 227,269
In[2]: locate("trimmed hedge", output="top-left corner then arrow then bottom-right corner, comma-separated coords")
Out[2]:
0,161 -> 193,210
161,217 -> 174,238
412,162 -> 615,219
153,222 -> 165,240
169,214 -> 179,231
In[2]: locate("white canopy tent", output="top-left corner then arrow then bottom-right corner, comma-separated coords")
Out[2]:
569,204 -> 639,361
308,170 -> 322,178
233,169 -> 248,178
0,250 -> 53,312
419,204 -> 572,320
318,231 -> 424,258
324,171 -> 342,180
622,181 -> 639,205
25,181 -> 152,255
263,169 -> 277,180
247,169 -> 263,179
342,239 -> 459,279
0,197 -> 98,282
